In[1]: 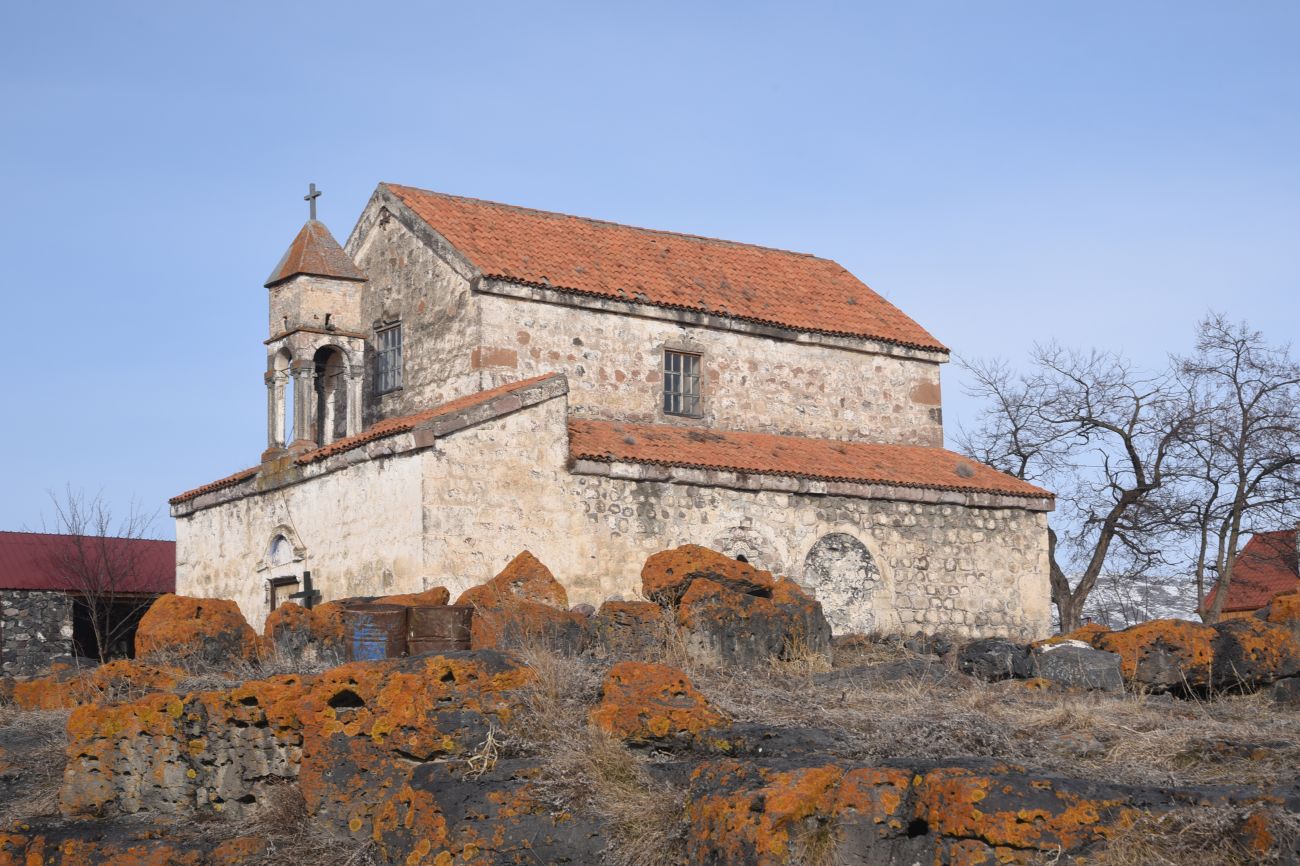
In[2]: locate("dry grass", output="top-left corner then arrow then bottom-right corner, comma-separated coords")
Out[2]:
226,781 -> 381,866
511,643 -> 688,866
1085,805 -> 1300,866
0,703 -> 71,822
687,656 -> 1300,791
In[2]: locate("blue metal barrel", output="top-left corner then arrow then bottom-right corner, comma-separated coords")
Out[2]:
343,603 -> 408,661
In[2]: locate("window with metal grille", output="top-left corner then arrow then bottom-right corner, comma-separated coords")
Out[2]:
376,323 -> 402,394
663,350 -> 702,416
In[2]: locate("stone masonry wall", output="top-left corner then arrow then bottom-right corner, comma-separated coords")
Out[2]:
349,206 -> 484,429
175,453 -> 426,632
176,397 -> 1049,640
1,589 -> 74,676
474,291 -> 946,446
420,398 -> 1050,639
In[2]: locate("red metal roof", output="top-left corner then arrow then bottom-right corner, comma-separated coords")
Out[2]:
568,420 -> 1052,500
1207,530 -> 1300,612
265,220 -> 368,288
385,184 -> 947,352
0,531 -> 175,593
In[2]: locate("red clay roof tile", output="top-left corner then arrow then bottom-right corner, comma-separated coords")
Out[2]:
1207,530 -> 1300,612
385,184 -> 947,351
568,419 -> 1052,500
169,375 -> 562,504
265,220 -> 367,287
294,374 -> 560,464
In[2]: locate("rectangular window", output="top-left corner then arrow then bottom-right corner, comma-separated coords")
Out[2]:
376,323 -> 403,394
663,350 -> 702,416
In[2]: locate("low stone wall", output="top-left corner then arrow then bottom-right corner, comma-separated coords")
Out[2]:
0,589 -> 73,677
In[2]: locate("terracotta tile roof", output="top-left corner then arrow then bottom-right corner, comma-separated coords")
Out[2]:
170,375 -> 562,504
0,531 -> 174,593
568,420 -> 1052,500
296,373 -> 560,464
265,220 -> 368,288
169,466 -> 259,505
1207,530 -> 1300,612
385,184 -> 947,352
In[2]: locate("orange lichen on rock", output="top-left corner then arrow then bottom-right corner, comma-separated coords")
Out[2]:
676,575 -> 831,665
456,551 -> 567,609
1034,622 -> 1111,650
641,544 -> 775,606
685,761 -> 914,863
913,764 -> 1134,851
454,553 -> 587,651
1264,590 -> 1300,625
263,602 -> 347,662
1211,617 -> 1300,687
11,658 -> 182,710
378,585 -> 452,607
590,661 -> 728,743
135,594 -> 261,665
1094,618 -> 1217,689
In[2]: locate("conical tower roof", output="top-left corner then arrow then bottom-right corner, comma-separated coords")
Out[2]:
264,220 -> 367,288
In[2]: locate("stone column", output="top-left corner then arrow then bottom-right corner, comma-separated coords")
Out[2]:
289,360 -> 316,453
345,363 -> 364,437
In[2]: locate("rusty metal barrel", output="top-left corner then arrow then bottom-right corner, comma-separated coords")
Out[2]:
343,603 -> 408,661
407,605 -> 474,654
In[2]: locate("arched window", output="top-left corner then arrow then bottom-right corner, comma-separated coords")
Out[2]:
313,346 -> 348,445
269,534 -> 294,566
803,533 -> 884,635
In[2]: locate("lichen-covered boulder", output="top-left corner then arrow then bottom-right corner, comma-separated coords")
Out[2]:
456,550 -> 568,609
455,552 -> 589,652
262,602 -> 346,664
11,658 -> 182,710
641,544 -> 776,606
1210,617 -> 1300,690
589,661 -> 728,744
1094,619 -> 1216,691
135,594 -> 260,666
676,576 -> 831,666
1262,590 -> 1300,625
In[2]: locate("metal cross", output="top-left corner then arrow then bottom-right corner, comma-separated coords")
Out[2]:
304,183 -> 322,220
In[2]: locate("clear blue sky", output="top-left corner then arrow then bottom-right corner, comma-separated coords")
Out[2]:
2,2 -> 1296,538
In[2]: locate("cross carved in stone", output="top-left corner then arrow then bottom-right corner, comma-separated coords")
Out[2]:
304,183 -> 322,220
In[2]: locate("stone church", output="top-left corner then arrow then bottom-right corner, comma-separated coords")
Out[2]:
171,183 -> 1053,638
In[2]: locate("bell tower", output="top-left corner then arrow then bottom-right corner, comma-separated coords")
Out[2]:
262,184 -> 369,461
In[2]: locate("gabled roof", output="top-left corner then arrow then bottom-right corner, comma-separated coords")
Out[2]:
1208,530 -> 1300,612
384,184 -> 947,352
265,220 -> 368,288
170,375 -> 563,505
0,531 -> 175,593
567,420 -> 1052,500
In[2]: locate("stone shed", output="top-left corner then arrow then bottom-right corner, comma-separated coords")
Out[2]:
0,531 -> 175,676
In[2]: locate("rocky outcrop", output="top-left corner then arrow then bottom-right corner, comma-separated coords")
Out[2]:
135,595 -> 261,666
683,757 -> 1288,865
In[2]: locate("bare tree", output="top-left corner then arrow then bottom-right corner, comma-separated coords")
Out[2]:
39,487 -> 163,662
959,347 -> 1195,632
1175,315 -> 1300,623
